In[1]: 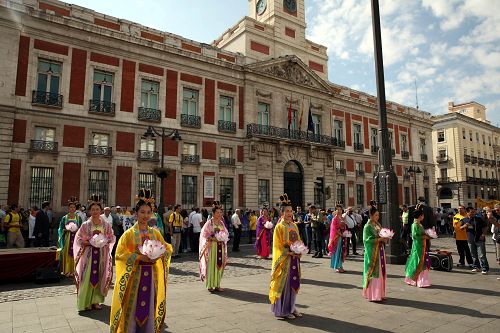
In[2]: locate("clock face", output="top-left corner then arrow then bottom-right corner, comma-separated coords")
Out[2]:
284,0 -> 297,12
256,0 -> 267,15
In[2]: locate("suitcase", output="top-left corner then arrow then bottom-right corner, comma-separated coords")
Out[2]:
429,250 -> 453,271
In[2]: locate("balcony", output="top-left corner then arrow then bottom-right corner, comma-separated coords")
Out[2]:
137,150 -> 159,161
88,145 -> 112,157
420,153 -> 428,162
218,120 -> 237,133
492,160 -> 497,167
478,158 -> 485,165
471,156 -> 478,164
371,145 -> 379,155
29,140 -> 58,153
219,157 -> 235,166
32,91 -> 63,108
181,154 -> 200,165
355,170 -> 365,178
180,114 -> 201,128
401,151 -> 409,159
354,143 -> 364,152
89,100 -> 115,116
464,154 -> 471,163
485,159 -> 491,166
488,178 -> 499,186
466,176 -> 477,184
436,155 -> 448,164
437,177 -> 450,184
336,168 -> 346,175
247,124 -> 338,146
332,138 -> 346,148
138,107 -> 161,122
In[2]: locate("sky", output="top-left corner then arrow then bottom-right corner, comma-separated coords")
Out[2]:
69,0 -> 500,126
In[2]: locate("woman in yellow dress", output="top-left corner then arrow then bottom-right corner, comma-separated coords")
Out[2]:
110,189 -> 172,333
57,196 -> 82,277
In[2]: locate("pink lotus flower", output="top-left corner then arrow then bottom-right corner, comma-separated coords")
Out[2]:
425,228 -> 438,239
89,233 -> 107,248
379,228 -> 395,239
215,230 -> 229,242
342,230 -> 352,238
139,239 -> 166,260
290,241 -> 308,255
65,222 -> 78,232
264,221 -> 274,229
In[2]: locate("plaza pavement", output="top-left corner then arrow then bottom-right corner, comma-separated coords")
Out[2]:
0,236 -> 499,333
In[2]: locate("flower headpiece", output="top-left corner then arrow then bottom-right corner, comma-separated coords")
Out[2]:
67,196 -> 79,207
212,201 -> 222,209
135,188 -> 155,205
279,194 -> 292,207
261,202 -> 270,210
88,194 -> 103,208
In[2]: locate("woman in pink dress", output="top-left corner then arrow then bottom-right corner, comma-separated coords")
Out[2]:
255,206 -> 272,259
329,204 -> 347,273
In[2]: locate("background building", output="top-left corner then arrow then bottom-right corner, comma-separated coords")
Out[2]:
433,101 -> 500,209
0,0 -> 435,215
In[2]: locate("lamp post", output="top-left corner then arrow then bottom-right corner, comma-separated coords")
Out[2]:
142,126 -> 182,214
408,166 -> 422,203
371,0 -> 405,264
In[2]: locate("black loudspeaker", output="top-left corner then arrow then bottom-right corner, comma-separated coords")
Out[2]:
35,266 -> 61,283
429,251 -> 453,271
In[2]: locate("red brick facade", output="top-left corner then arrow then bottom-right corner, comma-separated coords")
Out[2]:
61,162 -> 81,203
116,131 -> 135,152
63,125 -> 85,148
8,159 -> 22,204
68,48 -> 87,105
120,60 -> 136,112
115,166 -> 132,206
15,36 -> 30,97
12,119 -> 26,143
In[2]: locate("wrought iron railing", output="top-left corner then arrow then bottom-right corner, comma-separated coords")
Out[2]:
420,153 -> 428,162
89,100 -> 115,116
484,159 -> 491,166
88,145 -> 112,157
355,170 -> 365,177
219,157 -> 235,166
180,114 -> 201,128
29,140 -> 58,153
478,158 -> 485,165
218,120 -> 236,133
353,143 -> 364,152
336,168 -> 346,175
181,154 -> 200,164
32,91 -> 63,108
246,124 -> 338,146
466,176 -> 477,184
464,154 -> 471,163
436,155 -> 448,163
138,107 -> 161,122
471,156 -> 478,164
137,150 -> 159,161
437,177 -> 450,183
401,151 -> 409,159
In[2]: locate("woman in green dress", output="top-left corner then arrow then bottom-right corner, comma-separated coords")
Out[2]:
57,196 -> 82,277
405,209 -> 431,287
199,201 -> 228,292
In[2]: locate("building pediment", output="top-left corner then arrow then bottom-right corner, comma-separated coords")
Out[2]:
246,56 -> 332,94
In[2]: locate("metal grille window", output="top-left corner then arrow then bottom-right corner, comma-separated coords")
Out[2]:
258,179 -> 270,206
334,120 -> 343,140
88,170 -> 109,205
220,177 -> 234,211
182,88 -> 198,116
182,176 -> 197,208
141,80 -> 159,109
219,96 -> 233,122
138,173 -> 156,197
356,184 -> 364,206
93,70 -> 113,103
258,102 -> 270,126
29,167 -> 53,208
37,59 -> 61,94
336,183 -> 345,205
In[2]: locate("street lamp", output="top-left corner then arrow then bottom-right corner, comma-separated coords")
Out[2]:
142,126 -> 182,214
408,166 -> 422,203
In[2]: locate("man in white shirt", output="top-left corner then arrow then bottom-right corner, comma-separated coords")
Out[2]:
191,208 -> 203,253
231,209 -> 242,252
343,207 -> 360,256
76,204 -> 87,222
101,207 -> 113,224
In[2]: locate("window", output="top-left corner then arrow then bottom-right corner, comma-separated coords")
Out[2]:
440,168 -> 448,178
467,186 -> 471,199
335,160 -> 344,170
469,130 -> 473,141
34,127 -> 55,142
486,171 -> 489,178
462,129 -> 466,139
182,143 -> 197,156
479,170 -> 482,178
37,59 -> 61,95
258,102 -> 269,126
220,147 -> 232,158
92,70 -> 113,103
401,134 -> 408,151
182,88 -> 198,116
353,123 -> 362,145
140,138 -> 155,152
289,110 -> 298,130
92,133 -> 109,147
404,167 -> 409,177
355,162 -> 363,172
488,136 -> 492,146
336,183 -> 345,205
482,134 -> 485,145
140,80 -> 159,109
438,149 -> 447,158
88,170 -> 109,205
356,184 -> 364,206
373,164 -> 379,174
472,169 -> 476,178
466,168 -> 469,177
258,179 -> 270,206
437,130 -> 445,142
388,132 -> 393,149
220,177 -> 234,211
29,167 -> 53,207
334,120 -> 344,140
420,138 -> 426,153
219,96 -> 233,122
476,132 -> 479,143
370,128 -> 378,148
312,114 -> 321,135
138,173 -> 156,197
181,176 -> 197,208
404,187 -> 410,205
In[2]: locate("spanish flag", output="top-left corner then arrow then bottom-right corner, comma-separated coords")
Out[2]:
287,92 -> 293,130
298,98 -> 304,130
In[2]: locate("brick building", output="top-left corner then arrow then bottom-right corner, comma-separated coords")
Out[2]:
0,0 -> 435,214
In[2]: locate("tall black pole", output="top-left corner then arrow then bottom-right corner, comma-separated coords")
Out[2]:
371,0 -> 405,264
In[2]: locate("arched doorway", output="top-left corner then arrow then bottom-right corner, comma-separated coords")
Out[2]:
284,160 -> 303,209
438,187 -> 453,200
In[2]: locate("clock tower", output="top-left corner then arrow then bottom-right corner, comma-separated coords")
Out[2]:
249,0 -> 306,39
